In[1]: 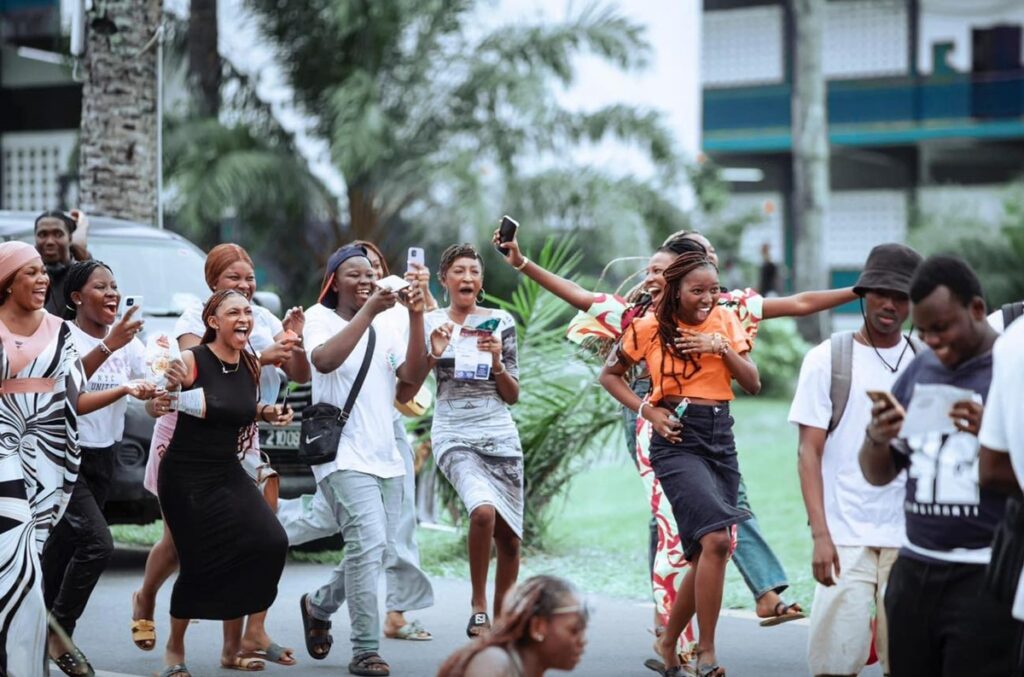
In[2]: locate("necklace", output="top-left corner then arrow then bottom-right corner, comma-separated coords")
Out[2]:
856,327 -> 912,374
211,348 -> 240,374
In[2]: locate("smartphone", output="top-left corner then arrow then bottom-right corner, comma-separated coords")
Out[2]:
375,275 -> 411,293
121,295 -> 143,319
673,398 -> 690,419
495,215 -> 519,253
407,247 -> 425,270
866,390 -> 904,414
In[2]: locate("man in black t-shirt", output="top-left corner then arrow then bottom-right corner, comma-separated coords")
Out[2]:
859,255 -> 1019,677
35,210 -> 90,319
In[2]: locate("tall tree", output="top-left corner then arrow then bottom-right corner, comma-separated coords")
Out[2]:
189,0 -> 220,116
247,0 -> 683,262
791,0 -> 830,342
78,0 -> 162,223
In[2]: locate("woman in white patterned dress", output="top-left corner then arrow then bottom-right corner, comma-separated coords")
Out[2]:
0,241 -> 84,675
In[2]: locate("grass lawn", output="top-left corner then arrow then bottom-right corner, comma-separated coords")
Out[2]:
114,397 -> 814,611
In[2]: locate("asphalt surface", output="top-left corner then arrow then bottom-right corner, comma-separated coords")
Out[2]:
68,548 -> 884,677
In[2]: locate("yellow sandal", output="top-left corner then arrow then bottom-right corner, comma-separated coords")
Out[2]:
131,618 -> 156,651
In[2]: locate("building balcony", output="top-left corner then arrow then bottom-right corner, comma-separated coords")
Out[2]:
703,71 -> 1024,153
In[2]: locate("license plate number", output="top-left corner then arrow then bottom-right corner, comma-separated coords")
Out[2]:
261,425 -> 300,450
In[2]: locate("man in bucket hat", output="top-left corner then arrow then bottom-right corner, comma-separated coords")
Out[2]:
788,243 -> 923,676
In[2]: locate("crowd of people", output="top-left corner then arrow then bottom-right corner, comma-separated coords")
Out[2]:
0,208 -> 1021,677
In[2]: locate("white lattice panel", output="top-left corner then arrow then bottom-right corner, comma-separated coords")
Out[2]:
1,131 -> 78,211
824,0 -> 909,79
702,6 -> 785,86
825,190 -> 908,267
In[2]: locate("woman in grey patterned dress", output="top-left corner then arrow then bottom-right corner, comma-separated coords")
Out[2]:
423,244 -> 523,638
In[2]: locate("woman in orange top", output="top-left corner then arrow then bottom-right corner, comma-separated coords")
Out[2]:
600,251 -> 760,677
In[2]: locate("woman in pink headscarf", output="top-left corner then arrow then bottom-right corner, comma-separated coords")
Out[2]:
0,241 -> 85,674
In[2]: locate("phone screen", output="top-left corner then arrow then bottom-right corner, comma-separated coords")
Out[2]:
498,216 -> 519,244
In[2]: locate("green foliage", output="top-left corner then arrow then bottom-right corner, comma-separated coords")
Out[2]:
744,318 -> 809,398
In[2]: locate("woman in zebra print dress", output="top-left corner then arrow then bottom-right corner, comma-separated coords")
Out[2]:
0,242 -> 84,675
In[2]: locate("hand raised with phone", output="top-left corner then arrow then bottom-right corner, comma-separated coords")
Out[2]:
105,304 -> 145,352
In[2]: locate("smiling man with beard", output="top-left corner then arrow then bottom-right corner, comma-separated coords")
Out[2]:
789,243 -> 923,677
34,210 -> 91,319
859,255 -> 1019,677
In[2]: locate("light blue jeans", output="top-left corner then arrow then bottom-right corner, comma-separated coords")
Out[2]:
307,469 -> 402,656
624,378 -> 789,601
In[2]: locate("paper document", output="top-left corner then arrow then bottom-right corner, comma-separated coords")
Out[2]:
453,325 -> 493,380
900,383 -> 979,438
173,388 -> 207,418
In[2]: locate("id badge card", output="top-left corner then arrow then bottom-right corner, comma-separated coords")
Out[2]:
453,326 -> 492,380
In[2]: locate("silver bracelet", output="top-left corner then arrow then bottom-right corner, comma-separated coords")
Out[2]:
638,402 -> 649,419
428,348 -> 445,360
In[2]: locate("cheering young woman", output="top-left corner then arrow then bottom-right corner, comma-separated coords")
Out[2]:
601,251 -> 760,677
419,244 -> 523,638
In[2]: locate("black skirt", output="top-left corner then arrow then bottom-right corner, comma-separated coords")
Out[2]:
648,403 -> 750,559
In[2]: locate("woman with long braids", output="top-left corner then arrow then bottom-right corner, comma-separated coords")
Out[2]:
42,261 -> 158,676
155,289 -> 292,677
602,251 -> 760,677
438,575 -> 589,677
420,244 -> 523,638
496,228 -> 850,638
132,243 -> 306,666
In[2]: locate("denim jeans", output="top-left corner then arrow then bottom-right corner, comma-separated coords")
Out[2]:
308,469 -> 403,655
623,378 -> 789,600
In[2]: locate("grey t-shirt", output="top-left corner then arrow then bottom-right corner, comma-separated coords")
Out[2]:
424,308 -> 518,402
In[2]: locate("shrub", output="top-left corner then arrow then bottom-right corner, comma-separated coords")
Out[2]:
746,317 -> 810,398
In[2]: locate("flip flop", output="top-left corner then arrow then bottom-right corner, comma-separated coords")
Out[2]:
696,663 -> 725,677
759,601 -> 805,627
221,655 -> 265,672
466,612 -> 490,638
154,664 -> 190,677
644,658 -> 698,677
348,651 -> 390,676
300,593 -> 333,660
51,648 -> 95,677
239,642 -> 297,666
384,619 -> 432,641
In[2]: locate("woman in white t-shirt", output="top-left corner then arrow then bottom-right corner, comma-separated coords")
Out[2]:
40,260 -> 158,674
131,244 -> 309,668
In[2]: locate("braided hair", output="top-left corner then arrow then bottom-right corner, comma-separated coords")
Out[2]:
64,260 -> 113,318
200,289 -> 261,458
643,251 -> 718,394
437,576 -> 585,677
438,243 -> 482,283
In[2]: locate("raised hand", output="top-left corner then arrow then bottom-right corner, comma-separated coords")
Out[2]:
282,306 -> 305,336
365,287 -> 398,316
492,226 -> 525,268
105,305 -> 144,352
429,322 -> 455,358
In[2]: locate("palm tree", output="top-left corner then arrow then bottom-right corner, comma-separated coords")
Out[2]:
78,0 -> 163,223
791,0 -> 830,342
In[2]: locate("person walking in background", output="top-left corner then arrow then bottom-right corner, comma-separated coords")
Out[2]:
437,575 -> 588,677
132,243 -> 306,665
156,289 -> 293,677
42,261 -> 159,676
35,209 -> 91,320
601,250 -> 761,677
0,241 -> 85,675
495,226 -> 854,637
757,243 -> 779,297
298,245 -> 429,676
789,244 -> 923,676
278,239 -> 436,642
418,244 -> 523,639
859,255 -> 1019,677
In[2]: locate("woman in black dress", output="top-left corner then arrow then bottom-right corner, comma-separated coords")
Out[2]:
156,289 -> 293,677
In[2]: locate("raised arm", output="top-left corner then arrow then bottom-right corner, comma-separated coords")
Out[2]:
492,228 -> 596,312
762,287 -> 858,320
310,290 -> 395,373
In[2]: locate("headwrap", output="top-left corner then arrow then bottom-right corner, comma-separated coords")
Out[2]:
318,245 -> 370,308
0,241 -> 43,289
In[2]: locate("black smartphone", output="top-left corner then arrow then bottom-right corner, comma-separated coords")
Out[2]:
495,215 -> 519,254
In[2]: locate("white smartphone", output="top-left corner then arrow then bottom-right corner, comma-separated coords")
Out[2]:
375,275 -> 411,293
407,247 -> 425,270
121,295 -> 144,319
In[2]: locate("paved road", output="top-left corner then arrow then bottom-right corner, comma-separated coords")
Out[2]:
71,549 -> 883,677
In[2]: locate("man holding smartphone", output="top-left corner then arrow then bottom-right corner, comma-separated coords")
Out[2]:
859,255 -> 1018,677
788,243 -> 922,677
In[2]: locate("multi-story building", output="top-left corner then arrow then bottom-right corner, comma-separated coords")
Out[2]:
702,0 -> 1023,314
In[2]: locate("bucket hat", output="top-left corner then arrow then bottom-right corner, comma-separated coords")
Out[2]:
853,243 -> 922,296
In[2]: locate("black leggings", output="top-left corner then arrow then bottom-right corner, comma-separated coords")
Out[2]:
41,445 -> 117,637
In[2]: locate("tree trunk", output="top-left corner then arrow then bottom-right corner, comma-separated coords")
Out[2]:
189,0 -> 219,116
347,182 -> 382,246
78,0 -> 162,224
791,0 -> 830,342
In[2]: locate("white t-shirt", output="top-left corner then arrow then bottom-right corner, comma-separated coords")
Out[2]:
69,323 -> 147,448
304,303 -> 407,481
788,338 -> 912,548
978,318 -> 1024,620
379,305 -> 412,424
175,301 -> 285,404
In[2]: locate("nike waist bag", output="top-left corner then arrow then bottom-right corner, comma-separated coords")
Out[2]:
297,326 -> 376,467
297,402 -> 348,466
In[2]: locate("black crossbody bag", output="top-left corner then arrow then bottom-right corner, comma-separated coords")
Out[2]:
298,326 -> 376,466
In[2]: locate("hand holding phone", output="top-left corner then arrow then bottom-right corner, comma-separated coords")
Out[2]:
494,215 -> 519,255
122,295 -> 144,319
866,390 -> 904,415
407,247 -> 425,272
375,275 -> 411,293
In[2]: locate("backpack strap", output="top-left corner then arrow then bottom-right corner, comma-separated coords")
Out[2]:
1002,301 -> 1024,329
828,331 -> 855,435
